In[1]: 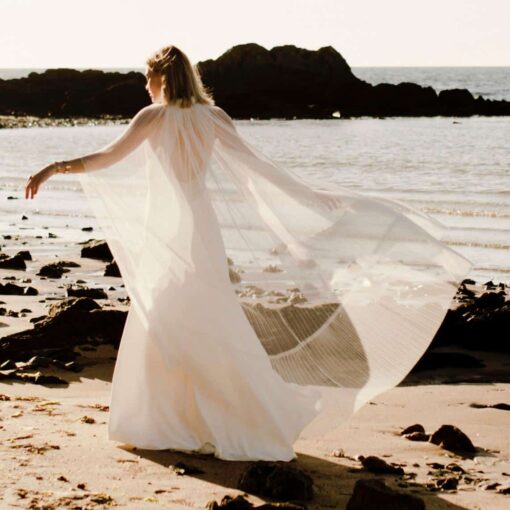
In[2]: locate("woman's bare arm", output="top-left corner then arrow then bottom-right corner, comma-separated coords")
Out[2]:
25,104 -> 164,199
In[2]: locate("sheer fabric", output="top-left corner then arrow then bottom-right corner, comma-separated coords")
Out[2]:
78,102 -> 471,460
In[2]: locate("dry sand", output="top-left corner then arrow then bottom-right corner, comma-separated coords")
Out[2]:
1,364 -> 509,509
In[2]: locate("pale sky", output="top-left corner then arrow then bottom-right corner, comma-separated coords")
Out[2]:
1,0 -> 509,68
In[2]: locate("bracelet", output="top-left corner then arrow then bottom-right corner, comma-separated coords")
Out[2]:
54,161 -> 71,174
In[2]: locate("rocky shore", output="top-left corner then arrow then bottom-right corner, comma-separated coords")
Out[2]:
1,44 -> 509,123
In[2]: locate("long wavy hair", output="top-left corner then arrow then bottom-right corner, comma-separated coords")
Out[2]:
146,45 -> 215,108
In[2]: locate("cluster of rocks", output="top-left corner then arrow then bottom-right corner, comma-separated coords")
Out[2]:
400,423 -> 476,454
1,44 -> 509,120
0,237 -> 128,384
429,279 -> 509,353
0,296 -> 127,384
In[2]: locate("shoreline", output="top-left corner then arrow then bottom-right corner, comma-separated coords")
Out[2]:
3,113 -> 510,130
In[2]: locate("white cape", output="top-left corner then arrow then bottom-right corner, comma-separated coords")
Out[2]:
78,102 -> 471,460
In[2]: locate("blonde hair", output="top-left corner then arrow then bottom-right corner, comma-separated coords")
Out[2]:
146,45 -> 215,108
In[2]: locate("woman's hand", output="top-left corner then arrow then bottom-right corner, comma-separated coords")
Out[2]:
25,164 -> 55,200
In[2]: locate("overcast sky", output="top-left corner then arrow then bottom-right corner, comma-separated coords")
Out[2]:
1,0 -> 509,68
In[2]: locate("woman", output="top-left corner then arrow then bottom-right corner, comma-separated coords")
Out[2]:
25,45 -> 472,461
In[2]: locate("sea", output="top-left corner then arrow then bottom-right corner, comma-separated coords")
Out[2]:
1,67 -> 509,284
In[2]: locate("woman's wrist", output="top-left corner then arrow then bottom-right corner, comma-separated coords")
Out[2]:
52,160 -> 72,175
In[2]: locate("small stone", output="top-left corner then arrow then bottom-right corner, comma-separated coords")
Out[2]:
359,456 -> 405,475
403,432 -> 430,442
400,424 -> 425,436
346,478 -> 425,510
429,425 -> 476,453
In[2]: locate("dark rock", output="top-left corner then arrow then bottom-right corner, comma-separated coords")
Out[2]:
413,351 -> 484,372
0,297 -> 126,372
445,463 -> 465,473
461,278 -> 476,285
171,461 -> 205,476
429,425 -> 476,453
0,359 -> 16,370
15,250 -> 32,260
21,215 -> 28,220
80,240 -> 113,261
346,478 -> 425,510
359,455 -> 404,475
1,45 -> 509,120
403,432 -> 430,442
37,263 -> 69,278
104,260 -> 121,277
0,370 -> 67,385
238,461 -> 313,501
0,282 -> 38,295
469,402 -> 510,411
81,227 -> 94,232
58,260 -> 81,268
66,285 -> 108,299
435,477 -> 459,491
206,495 -> 253,510
400,424 -> 425,436
0,254 -> 26,270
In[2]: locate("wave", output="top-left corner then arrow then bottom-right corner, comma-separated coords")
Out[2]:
445,240 -> 510,250
424,207 -> 510,218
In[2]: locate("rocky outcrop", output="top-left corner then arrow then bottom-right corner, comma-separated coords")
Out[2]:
1,44 -> 509,119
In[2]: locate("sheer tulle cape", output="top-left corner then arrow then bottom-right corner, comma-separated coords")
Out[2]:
78,102 -> 472,438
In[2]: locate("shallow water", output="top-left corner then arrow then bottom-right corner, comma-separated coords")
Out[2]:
1,115 -> 509,284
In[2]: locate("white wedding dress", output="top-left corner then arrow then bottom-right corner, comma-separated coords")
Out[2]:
77,102 -> 471,461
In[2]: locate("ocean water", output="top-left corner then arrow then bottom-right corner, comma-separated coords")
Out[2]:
1,114 -> 509,284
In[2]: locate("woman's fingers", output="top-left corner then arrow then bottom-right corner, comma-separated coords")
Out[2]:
25,176 -> 39,199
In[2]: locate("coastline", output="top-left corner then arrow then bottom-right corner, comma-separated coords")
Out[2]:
0,115 -> 129,129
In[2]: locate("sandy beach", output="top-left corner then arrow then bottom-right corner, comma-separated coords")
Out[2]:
1,215 -> 509,509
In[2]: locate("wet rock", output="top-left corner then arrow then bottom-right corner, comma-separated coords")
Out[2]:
65,285 -> 108,299
403,432 -> 430,442
400,424 -> 425,435
238,461 -> 313,501
346,478 -> 425,510
80,240 -> 113,261
445,463 -> 465,473
207,495 -> 253,510
0,282 -> 38,295
413,351 -> 484,371
0,297 -> 126,369
359,455 -> 404,475
430,285 -> 510,352
0,254 -> 26,270
15,250 -> 32,260
171,461 -> 205,476
479,481 -> 500,490
435,477 -> 459,491
104,260 -> 121,277
37,263 -> 69,278
0,370 -> 67,385
429,425 -> 476,454
0,359 -> 16,370
469,402 -> 510,411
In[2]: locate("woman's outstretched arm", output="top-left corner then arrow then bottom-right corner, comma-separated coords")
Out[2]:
25,104 -> 163,199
